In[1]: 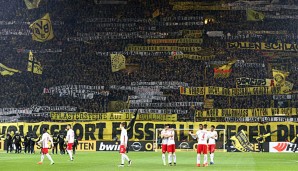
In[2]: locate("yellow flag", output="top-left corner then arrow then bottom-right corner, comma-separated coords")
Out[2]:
214,59 -> 236,78
247,9 -> 265,21
29,13 -> 54,42
111,54 -> 126,72
108,101 -> 128,112
0,63 -> 21,76
152,9 -> 160,18
272,69 -> 289,86
27,51 -> 43,74
24,0 -> 41,9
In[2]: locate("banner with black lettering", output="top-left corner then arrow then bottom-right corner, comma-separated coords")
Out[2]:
227,42 -> 298,52
0,121 -> 298,144
50,112 -> 177,121
236,77 -> 275,87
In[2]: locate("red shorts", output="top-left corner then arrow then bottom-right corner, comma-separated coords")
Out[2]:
162,144 -> 167,153
197,144 -> 207,154
41,148 -> 48,154
208,144 -> 216,153
167,144 -> 175,153
67,143 -> 73,150
120,145 -> 126,154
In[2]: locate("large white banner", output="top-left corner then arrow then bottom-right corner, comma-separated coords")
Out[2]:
43,85 -> 108,99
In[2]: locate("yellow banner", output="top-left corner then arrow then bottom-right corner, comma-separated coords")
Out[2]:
147,38 -> 203,44
50,112 -> 177,121
0,121 -> 297,142
76,141 -> 96,151
180,86 -> 289,96
227,42 -> 298,52
125,46 -> 201,52
196,108 -> 298,117
172,54 -> 215,60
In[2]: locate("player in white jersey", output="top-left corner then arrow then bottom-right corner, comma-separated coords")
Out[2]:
160,125 -> 169,165
167,127 -> 177,166
66,124 -> 75,161
118,122 -> 132,167
37,128 -> 54,165
189,124 -> 209,167
208,125 -> 218,165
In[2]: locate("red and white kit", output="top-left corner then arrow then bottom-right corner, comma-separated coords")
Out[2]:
196,130 -> 208,154
39,132 -> 53,154
161,129 -> 168,153
66,129 -> 75,150
167,129 -> 175,153
120,128 -> 128,154
208,131 -> 218,153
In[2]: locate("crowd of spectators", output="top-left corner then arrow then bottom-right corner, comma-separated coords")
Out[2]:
0,0 -> 298,122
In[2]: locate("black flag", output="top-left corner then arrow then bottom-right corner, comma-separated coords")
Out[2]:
126,109 -> 138,153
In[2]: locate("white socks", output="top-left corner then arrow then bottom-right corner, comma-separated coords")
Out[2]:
162,153 -> 166,165
67,150 -> 73,160
121,154 -> 130,164
204,154 -> 207,164
168,153 -> 172,164
210,153 -> 214,163
40,154 -> 44,162
46,154 -> 54,163
41,154 -> 54,163
173,153 -> 176,163
197,154 -> 200,164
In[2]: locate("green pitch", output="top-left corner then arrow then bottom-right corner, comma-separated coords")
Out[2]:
0,151 -> 297,171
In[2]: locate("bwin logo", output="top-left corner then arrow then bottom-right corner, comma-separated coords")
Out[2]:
98,142 -> 120,151
131,142 -> 142,151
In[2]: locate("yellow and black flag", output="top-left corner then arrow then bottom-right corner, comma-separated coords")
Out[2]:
272,69 -> 289,86
0,63 -> 21,76
24,0 -> 41,9
27,51 -> 42,74
247,9 -> 265,21
214,59 -> 236,78
152,9 -> 160,18
29,13 -> 54,42
111,54 -> 126,72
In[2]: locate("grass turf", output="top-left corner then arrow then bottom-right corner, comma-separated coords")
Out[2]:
0,151 -> 297,171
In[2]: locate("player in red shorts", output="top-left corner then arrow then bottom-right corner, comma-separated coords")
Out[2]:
167,127 -> 176,166
37,128 -> 54,165
208,125 -> 218,165
66,124 -> 75,161
161,125 -> 169,165
118,122 -> 132,167
189,124 -> 209,167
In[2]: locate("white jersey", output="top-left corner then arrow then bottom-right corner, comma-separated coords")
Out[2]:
39,132 -> 53,148
120,129 -> 128,145
208,131 -> 218,145
66,129 -> 75,143
161,129 -> 168,145
167,129 -> 175,145
196,129 -> 209,145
